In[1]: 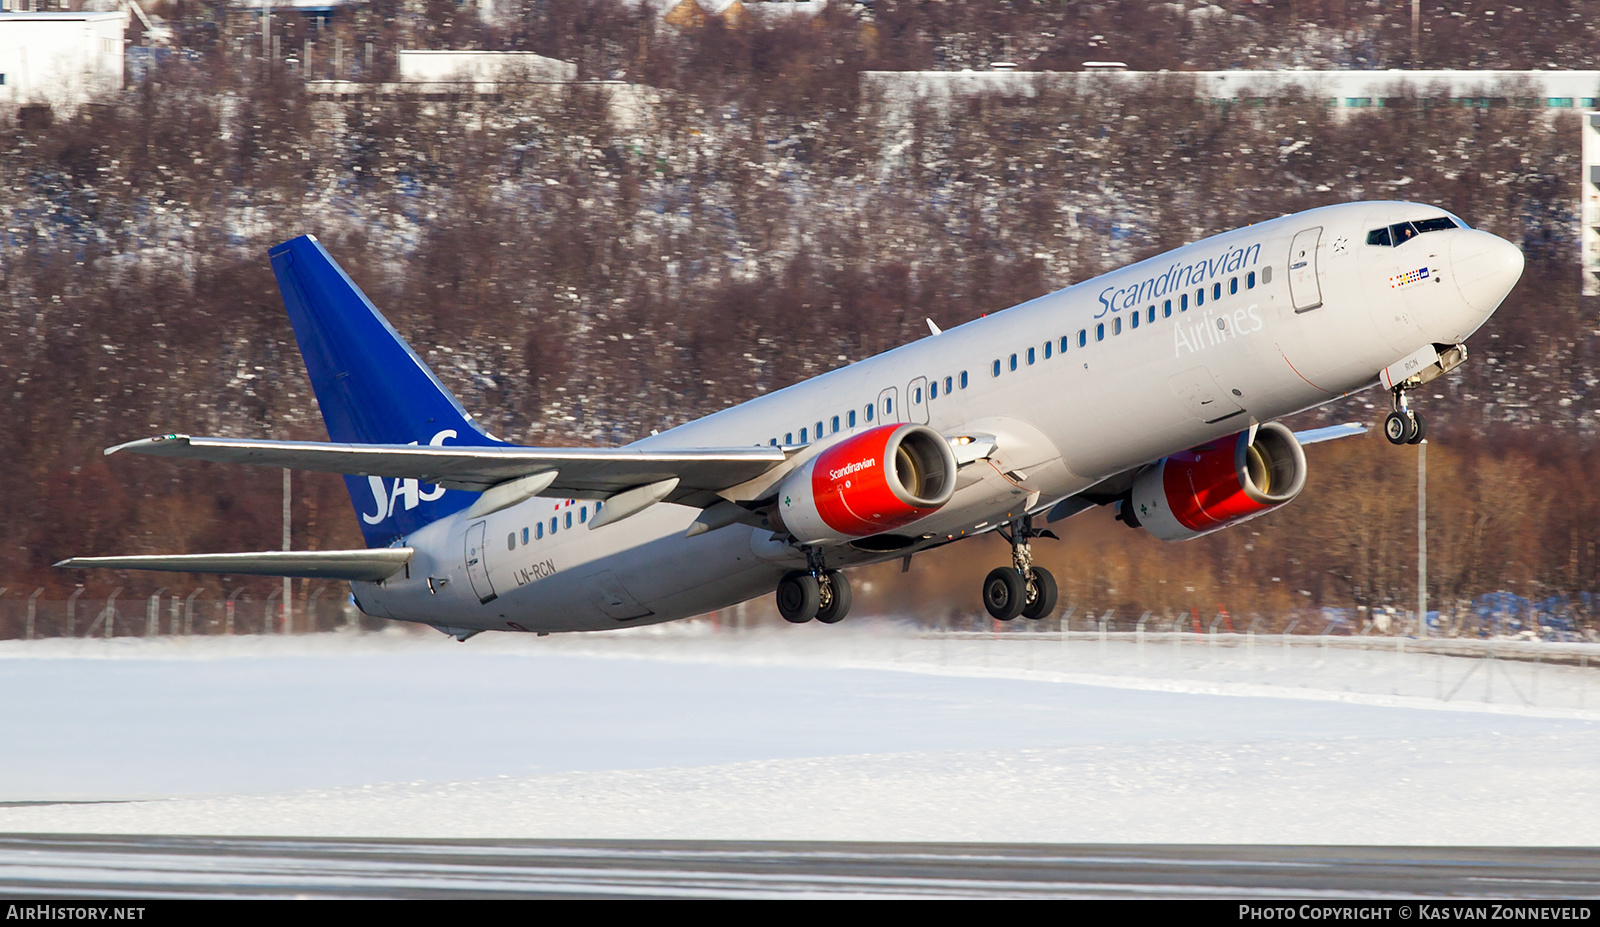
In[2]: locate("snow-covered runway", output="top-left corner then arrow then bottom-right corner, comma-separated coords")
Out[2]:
1,625 -> 1596,844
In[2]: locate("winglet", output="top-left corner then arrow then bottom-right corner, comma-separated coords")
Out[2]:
106,434 -> 191,457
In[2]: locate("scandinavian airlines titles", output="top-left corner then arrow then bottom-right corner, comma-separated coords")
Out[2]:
1096,241 -> 1264,318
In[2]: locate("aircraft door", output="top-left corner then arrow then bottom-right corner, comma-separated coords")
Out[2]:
906,376 -> 930,425
1288,227 -> 1324,312
877,387 -> 901,423
464,520 -> 497,604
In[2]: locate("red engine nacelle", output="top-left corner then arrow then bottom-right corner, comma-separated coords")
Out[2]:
770,423 -> 958,544
1126,422 -> 1308,541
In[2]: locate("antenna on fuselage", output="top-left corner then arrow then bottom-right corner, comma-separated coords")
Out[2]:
925,318 -> 943,336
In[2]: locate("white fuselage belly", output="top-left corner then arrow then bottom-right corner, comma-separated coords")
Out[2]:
359,202 -> 1508,632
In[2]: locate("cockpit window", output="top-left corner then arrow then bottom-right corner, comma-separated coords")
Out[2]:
1366,216 -> 1459,246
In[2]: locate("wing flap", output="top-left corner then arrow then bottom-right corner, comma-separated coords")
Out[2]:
54,549 -> 414,582
110,434 -> 790,499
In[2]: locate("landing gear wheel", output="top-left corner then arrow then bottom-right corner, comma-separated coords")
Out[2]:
776,571 -> 820,623
983,568 -> 1027,622
1021,567 -> 1058,620
1384,411 -> 1412,445
815,571 -> 852,624
1405,410 -> 1427,445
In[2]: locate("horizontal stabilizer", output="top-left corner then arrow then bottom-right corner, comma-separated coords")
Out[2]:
108,434 -> 790,501
1292,422 -> 1368,445
54,548 -> 414,582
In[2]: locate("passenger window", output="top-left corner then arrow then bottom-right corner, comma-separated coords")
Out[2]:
848,410 -> 857,427
931,380 -> 939,399
1367,227 -> 1392,246
1196,288 -> 1205,307
551,517 -> 557,534
1180,294 -> 1189,311
1078,329 -> 1087,347
801,427 -> 808,443
785,432 -> 793,444
944,376 -> 953,394
508,533 -> 516,551
522,527 -> 530,545
769,438 -> 777,446
1059,336 -> 1069,354
1043,341 -> 1052,360
565,511 -> 573,529
536,523 -> 543,539
1096,323 -> 1105,341
1130,312 -> 1139,330
992,359 -> 1002,377
1246,271 -> 1256,289
865,405 -> 874,422
832,415 -> 840,433
580,506 -> 587,524
884,397 -> 893,416
1026,347 -> 1035,365
1229,278 -> 1238,295
1009,353 -> 1018,372
1148,305 -> 1155,323
1114,317 -> 1123,335
815,420 -> 823,437
960,371 -> 969,389
1213,282 -> 1222,301
1262,266 -> 1273,284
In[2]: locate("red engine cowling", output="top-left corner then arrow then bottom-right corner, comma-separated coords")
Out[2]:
1126,422 -> 1308,541
770,424 -> 958,544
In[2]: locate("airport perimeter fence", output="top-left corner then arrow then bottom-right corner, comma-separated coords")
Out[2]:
880,600 -> 1600,643
686,605 -> 1600,713
0,588 -> 363,640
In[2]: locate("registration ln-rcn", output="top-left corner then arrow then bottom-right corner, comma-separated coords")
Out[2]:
58,202 -> 1524,637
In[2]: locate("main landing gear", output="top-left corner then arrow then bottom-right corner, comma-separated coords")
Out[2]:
982,516 -> 1059,622
1383,388 -> 1427,446
777,547 -> 853,624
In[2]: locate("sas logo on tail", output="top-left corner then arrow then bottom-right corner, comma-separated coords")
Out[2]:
361,429 -> 456,525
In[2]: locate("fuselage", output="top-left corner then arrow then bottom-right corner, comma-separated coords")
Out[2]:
356,201 -> 1522,633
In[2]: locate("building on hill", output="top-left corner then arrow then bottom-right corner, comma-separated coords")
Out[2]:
864,67 -> 1600,117
0,9 -> 128,116
396,49 -> 576,84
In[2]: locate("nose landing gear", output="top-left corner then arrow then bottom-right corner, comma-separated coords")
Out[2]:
1383,389 -> 1427,446
983,516 -> 1059,621
777,547 -> 853,624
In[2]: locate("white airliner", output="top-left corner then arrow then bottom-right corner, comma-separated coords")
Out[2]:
59,201 -> 1523,637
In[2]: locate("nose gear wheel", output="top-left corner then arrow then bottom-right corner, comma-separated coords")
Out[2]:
1384,389 -> 1428,446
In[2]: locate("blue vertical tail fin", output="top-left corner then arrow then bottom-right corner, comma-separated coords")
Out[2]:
269,234 -> 501,546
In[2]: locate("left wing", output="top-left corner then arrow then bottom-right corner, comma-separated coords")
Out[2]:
109,434 -> 792,505
54,548 -> 414,581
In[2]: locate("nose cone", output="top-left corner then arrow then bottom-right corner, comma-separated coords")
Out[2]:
1450,230 -> 1524,315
